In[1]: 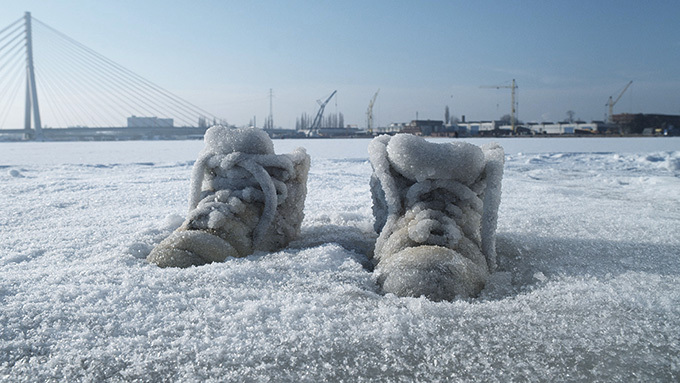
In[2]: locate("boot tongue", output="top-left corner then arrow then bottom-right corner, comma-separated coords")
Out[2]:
204,126 -> 275,155
386,134 -> 485,184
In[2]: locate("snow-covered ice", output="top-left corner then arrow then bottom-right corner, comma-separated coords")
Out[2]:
1,137 -> 679,381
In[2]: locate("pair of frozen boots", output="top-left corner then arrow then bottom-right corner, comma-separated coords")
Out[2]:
148,126 -> 504,301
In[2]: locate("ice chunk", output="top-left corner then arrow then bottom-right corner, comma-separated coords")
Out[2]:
480,142 -> 505,271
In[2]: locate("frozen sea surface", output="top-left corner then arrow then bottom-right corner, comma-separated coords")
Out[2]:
1,137 -> 679,381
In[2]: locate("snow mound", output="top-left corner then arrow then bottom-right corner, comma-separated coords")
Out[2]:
665,151 -> 680,172
639,151 -> 680,173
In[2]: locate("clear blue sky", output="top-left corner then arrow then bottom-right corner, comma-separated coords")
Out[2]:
2,0 -> 679,129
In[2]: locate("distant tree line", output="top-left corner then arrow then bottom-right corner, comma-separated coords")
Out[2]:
263,115 -> 274,130
295,112 -> 344,130
444,105 -> 460,125
499,114 -> 523,125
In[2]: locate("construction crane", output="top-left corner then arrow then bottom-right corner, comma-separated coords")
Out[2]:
481,79 -> 517,133
308,90 -> 337,136
366,89 -> 380,135
606,81 -> 633,123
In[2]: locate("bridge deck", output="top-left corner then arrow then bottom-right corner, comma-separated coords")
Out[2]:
0,127 -> 209,140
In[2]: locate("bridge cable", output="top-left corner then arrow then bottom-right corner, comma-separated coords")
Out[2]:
0,35 -> 25,129
33,18 -> 218,126
34,20 -> 205,127
0,66 -> 24,129
36,35 -> 140,127
0,20 -> 23,47
35,22 -> 186,127
38,37 -> 162,127
32,17 -> 217,121
0,17 -> 22,38
0,49 -> 25,101
35,41 -> 106,128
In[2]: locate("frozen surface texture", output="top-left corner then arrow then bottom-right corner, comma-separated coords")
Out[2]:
369,134 -> 504,300
1,137 -> 679,381
147,126 -> 310,267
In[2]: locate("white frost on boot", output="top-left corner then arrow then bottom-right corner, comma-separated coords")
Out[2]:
368,134 -> 504,300
148,126 -> 310,267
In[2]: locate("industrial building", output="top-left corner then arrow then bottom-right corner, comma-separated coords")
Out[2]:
401,120 -> 446,135
447,120 -> 606,136
374,123 -> 407,134
127,116 -> 174,128
525,122 -> 600,135
456,120 -> 506,135
613,113 -> 680,135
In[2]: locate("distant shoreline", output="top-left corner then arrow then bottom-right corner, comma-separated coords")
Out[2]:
0,132 -> 677,144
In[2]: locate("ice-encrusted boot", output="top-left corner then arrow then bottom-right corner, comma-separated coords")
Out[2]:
368,134 -> 504,300
147,126 -> 310,267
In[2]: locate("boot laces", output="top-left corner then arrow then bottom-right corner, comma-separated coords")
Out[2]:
187,151 -> 296,247
402,177 -> 486,248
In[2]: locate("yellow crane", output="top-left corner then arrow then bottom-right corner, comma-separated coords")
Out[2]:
606,81 -> 633,123
480,79 -> 517,133
366,89 -> 379,135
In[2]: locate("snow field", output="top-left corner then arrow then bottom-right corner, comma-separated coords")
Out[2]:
1,137 -> 679,381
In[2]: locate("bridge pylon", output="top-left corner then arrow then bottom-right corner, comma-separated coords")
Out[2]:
23,12 -> 42,140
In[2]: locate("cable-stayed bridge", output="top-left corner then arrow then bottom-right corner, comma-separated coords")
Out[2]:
0,12 -> 223,140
